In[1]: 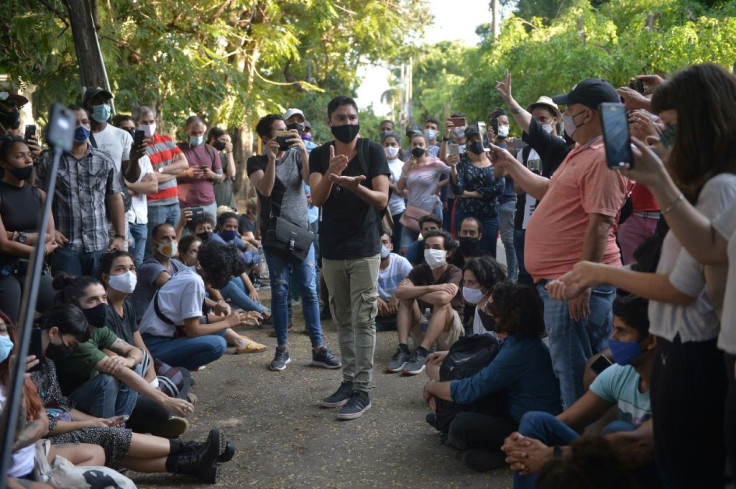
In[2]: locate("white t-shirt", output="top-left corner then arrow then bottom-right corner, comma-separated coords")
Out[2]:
126,155 -> 154,224
516,148 -> 542,229
387,158 -> 406,216
649,174 -> 736,342
139,267 -> 205,337
714,203 -> 736,354
0,385 -> 35,478
91,123 -> 132,174
377,253 -> 412,301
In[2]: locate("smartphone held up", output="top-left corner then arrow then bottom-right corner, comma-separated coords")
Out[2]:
599,102 -> 634,170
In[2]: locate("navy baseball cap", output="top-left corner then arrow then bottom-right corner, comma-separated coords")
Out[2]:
552,79 -> 620,110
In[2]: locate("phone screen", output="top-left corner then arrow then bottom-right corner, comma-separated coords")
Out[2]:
599,103 -> 634,170
476,122 -> 490,151
449,117 -> 467,128
448,143 -> 459,156
133,130 -> 145,148
24,125 -> 36,141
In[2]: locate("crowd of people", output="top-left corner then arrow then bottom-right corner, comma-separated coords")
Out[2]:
0,60 -> 735,488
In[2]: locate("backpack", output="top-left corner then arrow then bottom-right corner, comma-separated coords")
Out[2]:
431,334 -> 508,434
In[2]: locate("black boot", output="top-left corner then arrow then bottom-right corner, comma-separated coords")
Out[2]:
165,429 -> 226,483
179,438 -> 235,462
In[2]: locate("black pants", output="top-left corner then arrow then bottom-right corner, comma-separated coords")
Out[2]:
446,412 -> 518,453
0,271 -> 55,324
651,336 -> 726,489
724,353 -> 736,482
127,368 -> 193,433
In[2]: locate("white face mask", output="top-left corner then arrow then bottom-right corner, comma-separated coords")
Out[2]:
424,248 -> 447,269
380,245 -> 391,260
462,286 -> 485,305
497,125 -> 509,138
108,271 -> 138,294
541,123 -> 554,134
139,123 -> 156,138
385,146 -> 400,159
452,127 -> 465,138
156,240 -> 177,258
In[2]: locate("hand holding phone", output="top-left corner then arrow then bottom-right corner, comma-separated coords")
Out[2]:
448,117 -> 467,128
600,102 -> 634,170
24,124 -> 36,141
274,130 -> 291,151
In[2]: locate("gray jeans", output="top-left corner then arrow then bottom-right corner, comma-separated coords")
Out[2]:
321,254 -> 380,393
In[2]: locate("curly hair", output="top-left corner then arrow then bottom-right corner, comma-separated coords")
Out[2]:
177,235 -> 201,260
52,273 -> 101,308
197,240 -> 247,289
488,282 -> 544,338
463,256 -> 507,293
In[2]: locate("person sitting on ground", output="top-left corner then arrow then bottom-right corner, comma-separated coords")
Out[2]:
212,211 -> 260,271
52,274 -> 193,421
388,230 -> 464,376
100,250 -> 192,438
376,231 -> 413,332
238,197 -> 261,249
24,304 -> 233,483
502,294 -> 657,489
450,216 -> 485,268
423,283 -> 562,473
458,256 -> 508,337
139,240 -> 263,370
404,214 -> 442,266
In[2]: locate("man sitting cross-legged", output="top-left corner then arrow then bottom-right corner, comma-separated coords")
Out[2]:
387,230 -> 464,375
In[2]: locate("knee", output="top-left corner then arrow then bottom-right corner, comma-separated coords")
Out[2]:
518,411 -> 556,436
95,374 -> 119,393
211,336 -> 228,356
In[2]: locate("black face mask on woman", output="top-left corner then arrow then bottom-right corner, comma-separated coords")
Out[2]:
45,340 -> 74,361
468,141 -> 484,155
9,165 -> 33,181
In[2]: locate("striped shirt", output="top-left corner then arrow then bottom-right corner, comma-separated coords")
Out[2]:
146,134 -> 183,206
36,145 -> 121,252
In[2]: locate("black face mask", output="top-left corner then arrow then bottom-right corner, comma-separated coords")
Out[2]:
82,303 -> 107,328
123,128 -> 135,137
458,237 -> 481,257
331,124 -> 360,144
213,140 -> 227,151
411,147 -> 426,158
0,110 -> 20,131
45,340 -> 74,361
197,231 -> 213,242
477,308 -> 496,332
9,165 -> 33,181
286,123 -> 304,135
468,141 -> 485,155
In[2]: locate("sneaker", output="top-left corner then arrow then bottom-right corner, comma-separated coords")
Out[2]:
336,391 -> 371,420
386,345 -> 411,373
312,346 -> 341,369
462,449 -> 507,472
149,416 -> 189,438
401,347 -> 428,375
320,381 -> 354,408
269,346 -> 291,371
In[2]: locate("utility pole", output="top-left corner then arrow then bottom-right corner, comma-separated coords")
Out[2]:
492,0 -> 500,38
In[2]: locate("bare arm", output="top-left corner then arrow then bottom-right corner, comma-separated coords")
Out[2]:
105,193 -> 127,237
496,70 -> 533,132
126,172 -> 158,195
489,144 -> 549,200
107,338 -> 144,367
13,410 -> 49,451
557,390 -> 615,431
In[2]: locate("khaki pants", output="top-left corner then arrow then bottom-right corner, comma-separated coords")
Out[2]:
321,254 -> 380,393
410,308 -> 464,351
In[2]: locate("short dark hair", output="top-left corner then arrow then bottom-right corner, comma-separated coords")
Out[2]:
423,229 -> 456,253
380,131 -> 402,142
0,136 -> 25,164
255,114 -> 283,139
39,303 -> 91,342
177,235 -> 201,257
450,111 -> 466,118
52,273 -> 102,307
489,107 -> 506,120
207,127 -> 226,143
152,222 -> 174,240
488,283 -> 545,338
327,96 -> 358,120
612,294 -> 650,339
379,120 -> 395,128
425,118 -> 440,127
67,104 -> 86,116
99,250 -> 135,278
418,214 -> 442,229
216,211 -> 239,229
463,256 -> 507,292
459,216 -> 483,233
188,212 -> 215,233
185,115 -> 205,128
197,240 -> 248,289
112,114 -> 134,128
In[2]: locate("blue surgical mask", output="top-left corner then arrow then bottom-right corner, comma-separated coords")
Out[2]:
425,129 -> 437,140
608,338 -> 643,366
91,104 -> 111,123
189,135 -> 204,147
380,245 -> 391,260
0,335 -> 12,363
221,229 -> 238,241
74,125 -> 90,143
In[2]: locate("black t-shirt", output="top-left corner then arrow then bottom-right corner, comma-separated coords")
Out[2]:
309,139 -> 390,260
0,181 -> 42,265
105,299 -> 138,345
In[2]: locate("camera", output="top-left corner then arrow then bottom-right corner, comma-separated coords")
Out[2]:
45,104 -> 76,151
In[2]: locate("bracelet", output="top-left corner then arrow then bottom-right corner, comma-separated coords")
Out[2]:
661,193 -> 684,215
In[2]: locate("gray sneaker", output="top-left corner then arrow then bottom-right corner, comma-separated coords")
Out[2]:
269,346 -> 291,371
386,345 -> 411,373
401,347 -> 428,375
336,391 -> 371,420
312,346 -> 341,369
320,381 -> 353,408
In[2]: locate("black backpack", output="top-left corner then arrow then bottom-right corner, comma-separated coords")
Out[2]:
431,334 -> 508,434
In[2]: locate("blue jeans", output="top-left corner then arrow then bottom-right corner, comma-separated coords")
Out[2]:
454,209 -> 499,259
220,277 -> 269,314
537,283 -> 615,409
142,333 -> 227,370
146,203 -> 181,256
498,199 -> 517,281
514,229 -> 533,286
48,247 -> 104,278
68,366 -> 142,418
128,222 -> 148,269
513,411 -> 635,489
265,245 -> 322,347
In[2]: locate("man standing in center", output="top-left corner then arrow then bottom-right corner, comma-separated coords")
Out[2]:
309,96 -> 390,420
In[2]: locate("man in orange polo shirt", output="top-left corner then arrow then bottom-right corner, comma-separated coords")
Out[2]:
490,78 -> 632,409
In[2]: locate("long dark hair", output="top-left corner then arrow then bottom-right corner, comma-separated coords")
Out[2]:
651,63 -> 736,201
38,303 -> 91,341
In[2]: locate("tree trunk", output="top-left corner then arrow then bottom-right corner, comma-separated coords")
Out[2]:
66,0 -> 108,94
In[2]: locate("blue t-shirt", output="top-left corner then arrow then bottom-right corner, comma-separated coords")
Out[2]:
590,364 -> 651,428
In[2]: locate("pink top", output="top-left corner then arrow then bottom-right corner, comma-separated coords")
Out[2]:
525,138 -> 632,282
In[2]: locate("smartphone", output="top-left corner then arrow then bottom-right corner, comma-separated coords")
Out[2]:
274,130 -> 291,151
448,116 -> 467,128
28,327 -> 43,372
591,354 -> 613,375
24,124 -> 36,141
476,121 -> 491,151
599,102 -> 634,170
448,143 -> 459,156
191,207 -> 205,220
628,77 -> 645,94
133,129 -> 146,148
199,165 -> 209,170
489,117 -> 499,136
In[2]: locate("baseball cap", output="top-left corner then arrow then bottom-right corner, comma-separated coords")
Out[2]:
527,96 -> 562,119
464,126 -> 480,139
552,79 -> 620,110
0,91 -> 28,109
282,108 -> 305,121
82,87 -> 113,105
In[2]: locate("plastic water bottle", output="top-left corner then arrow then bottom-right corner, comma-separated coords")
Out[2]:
420,307 -> 431,333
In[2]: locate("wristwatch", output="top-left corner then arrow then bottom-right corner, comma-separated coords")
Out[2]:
18,232 -> 27,244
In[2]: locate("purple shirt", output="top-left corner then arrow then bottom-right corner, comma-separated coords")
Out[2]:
177,143 -> 223,207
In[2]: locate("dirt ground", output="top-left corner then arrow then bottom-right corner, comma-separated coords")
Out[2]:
132,292 -> 514,489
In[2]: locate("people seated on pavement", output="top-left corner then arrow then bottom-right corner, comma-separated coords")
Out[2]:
422,282 -> 562,472
376,231 -> 413,332
503,294 -> 658,488
20,304 -> 233,483
459,256 -> 508,337
387,230 -> 464,376
450,216 -> 485,268
404,214 -> 442,266
212,211 -> 260,271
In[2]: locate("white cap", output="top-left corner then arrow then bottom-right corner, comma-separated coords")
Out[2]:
282,108 -> 305,121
